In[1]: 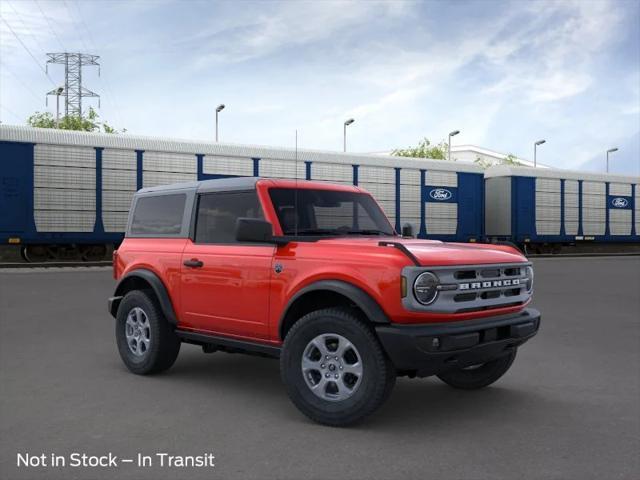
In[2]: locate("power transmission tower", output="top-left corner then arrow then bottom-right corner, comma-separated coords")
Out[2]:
46,53 -> 100,117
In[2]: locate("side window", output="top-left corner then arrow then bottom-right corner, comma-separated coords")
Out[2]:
195,191 -> 264,244
130,193 -> 186,236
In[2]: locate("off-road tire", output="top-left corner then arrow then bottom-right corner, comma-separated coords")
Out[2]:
116,290 -> 181,375
436,348 -> 517,390
280,307 -> 396,426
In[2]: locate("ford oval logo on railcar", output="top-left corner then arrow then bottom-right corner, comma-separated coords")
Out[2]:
611,197 -> 629,208
429,188 -> 452,201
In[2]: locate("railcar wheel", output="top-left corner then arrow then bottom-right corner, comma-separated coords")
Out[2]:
22,245 -> 49,262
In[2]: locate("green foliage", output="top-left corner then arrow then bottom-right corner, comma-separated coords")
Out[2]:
474,152 -> 524,169
503,153 -> 522,166
474,156 -> 493,169
26,107 -> 125,134
392,138 -> 450,160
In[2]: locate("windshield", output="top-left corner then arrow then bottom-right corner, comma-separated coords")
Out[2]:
269,188 -> 395,237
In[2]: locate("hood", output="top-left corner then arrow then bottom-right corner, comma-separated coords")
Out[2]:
315,236 -> 527,266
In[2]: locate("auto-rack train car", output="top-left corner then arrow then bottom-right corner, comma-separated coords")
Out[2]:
484,165 -> 640,253
0,125 -> 485,261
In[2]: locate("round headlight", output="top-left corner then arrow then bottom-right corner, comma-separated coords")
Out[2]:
414,271 -> 440,305
525,266 -> 534,293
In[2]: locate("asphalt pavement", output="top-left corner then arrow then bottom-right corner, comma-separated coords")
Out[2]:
0,257 -> 638,480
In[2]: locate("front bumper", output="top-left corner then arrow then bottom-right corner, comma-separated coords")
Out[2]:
376,308 -> 541,377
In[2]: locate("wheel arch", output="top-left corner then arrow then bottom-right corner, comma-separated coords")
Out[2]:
110,269 -> 178,326
279,280 -> 390,340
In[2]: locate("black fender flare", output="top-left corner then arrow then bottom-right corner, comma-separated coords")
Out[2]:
110,269 -> 178,326
279,280 -> 390,338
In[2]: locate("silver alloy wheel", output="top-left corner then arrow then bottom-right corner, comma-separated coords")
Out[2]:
125,307 -> 151,357
301,333 -> 363,402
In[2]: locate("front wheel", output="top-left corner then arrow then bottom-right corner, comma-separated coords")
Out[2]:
436,349 -> 517,390
280,308 -> 396,426
115,290 -> 181,375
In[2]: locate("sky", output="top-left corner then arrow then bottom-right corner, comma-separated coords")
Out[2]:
1,0 -> 639,175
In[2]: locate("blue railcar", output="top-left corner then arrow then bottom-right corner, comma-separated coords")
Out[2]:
0,125 -> 485,260
484,165 -> 640,251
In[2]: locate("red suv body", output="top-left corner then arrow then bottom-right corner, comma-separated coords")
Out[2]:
109,178 -> 540,425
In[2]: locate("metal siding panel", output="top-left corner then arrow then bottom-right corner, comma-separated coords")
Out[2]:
202,155 -> 253,176
142,171 -> 197,188
143,151 -> 196,173
34,210 -> 95,232
34,144 -> 95,168
564,180 -> 579,193
311,162 -> 353,182
425,203 -> 457,234
583,181 -> 606,195
536,221 -> 561,235
102,190 -> 134,211
259,159 -> 305,179
565,221 -> 579,235
425,170 -> 457,187
583,221 -> 606,235
102,169 -> 137,191
358,166 -> 395,184
34,165 -> 95,190
609,209 -> 631,235
400,169 -> 421,186
400,184 -> 421,203
102,148 -> 136,170
33,187 -> 95,210
103,211 -> 130,232
609,183 -> 632,196
582,194 -> 606,208
535,191 -> 561,207
536,178 -> 561,192
399,201 -> 421,218
358,181 -> 395,201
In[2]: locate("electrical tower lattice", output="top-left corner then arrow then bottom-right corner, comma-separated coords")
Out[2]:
46,53 -> 100,117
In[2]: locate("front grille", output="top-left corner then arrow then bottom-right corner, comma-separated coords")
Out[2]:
402,262 -> 532,314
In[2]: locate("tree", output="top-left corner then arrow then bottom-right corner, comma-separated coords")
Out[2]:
392,138 -> 450,160
27,107 -> 125,133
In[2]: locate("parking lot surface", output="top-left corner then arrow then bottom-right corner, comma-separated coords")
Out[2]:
1,257 -> 639,480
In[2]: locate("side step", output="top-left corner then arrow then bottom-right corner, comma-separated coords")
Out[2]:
175,329 -> 281,358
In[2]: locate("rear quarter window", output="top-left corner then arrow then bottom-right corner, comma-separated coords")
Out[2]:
129,193 -> 186,236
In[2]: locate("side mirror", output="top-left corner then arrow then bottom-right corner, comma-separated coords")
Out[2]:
401,223 -> 414,238
236,218 -> 273,243
236,218 -> 289,246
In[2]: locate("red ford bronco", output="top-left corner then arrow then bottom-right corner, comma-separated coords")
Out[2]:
108,178 -> 540,426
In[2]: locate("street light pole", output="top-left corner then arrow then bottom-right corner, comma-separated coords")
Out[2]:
606,148 -> 618,173
448,130 -> 460,162
215,104 -> 225,142
534,139 -> 546,167
343,118 -> 354,152
55,87 -> 64,128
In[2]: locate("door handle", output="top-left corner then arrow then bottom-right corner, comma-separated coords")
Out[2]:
183,259 -> 204,268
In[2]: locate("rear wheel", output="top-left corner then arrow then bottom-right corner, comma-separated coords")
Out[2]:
280,308 -> 395,426
115,290 -> 181,375
436,349 -> 517,390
